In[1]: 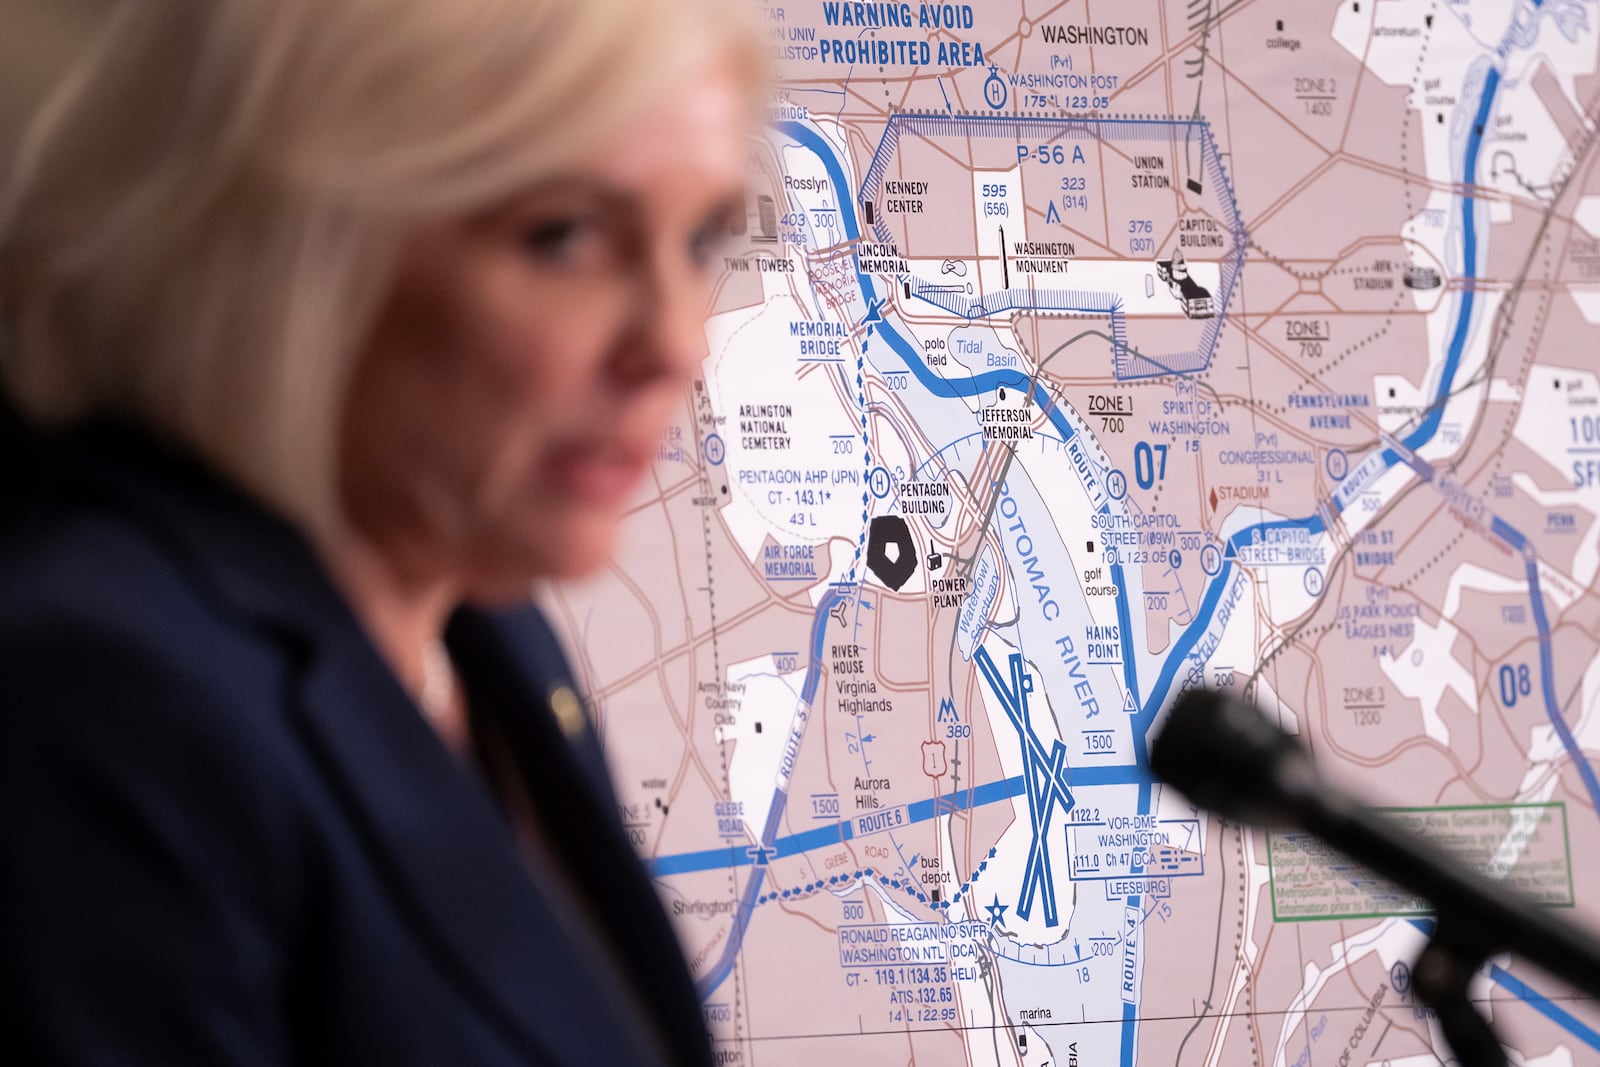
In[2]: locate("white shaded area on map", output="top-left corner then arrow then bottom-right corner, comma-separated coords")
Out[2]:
713,654 -> 808,842
1567,287 -> 1600,324
1419,560 -> 1540,751
1374,372 -> 1432,436
1514,364 -> 1600,487
864,396 -> 930,597
1341,1 -> 1506,469
1403,190 -> 1455,312
859,872 -> 927,927
1253,674 -> 1302,739
1526,1047 -> 1577,1067
1375,563 -> 1526,748
810,536 -> 860,603
1577,195 -> 1600,239
971,167 -> 1023,297
1433,556 -> 1516,620
871,375 -> 957,547
1485,50 -> 1583,211
967,796 -> 1073,947
1268,918 -> 1425,1067
1201,824 -> 1273,1067
1417,291 -> 1504,467
705,286 -> 865,559
699,118 -> 876,568
1337,6 -> 1499,191
1491,189 -> 1515,223
1335,0 -> 1499,100
1377,604 -> 1476,746
973,631 -> 1043,799
1511,746 -> 1566,807
867,383 -> 923,487
905,257 -> 1222,320
1378,1031 -> 1571,1067
1151,779 -> 1208,848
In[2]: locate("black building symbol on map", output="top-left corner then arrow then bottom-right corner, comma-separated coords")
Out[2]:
1404,264 -> 1441,290
753,194 -> 779,243
1154,247 -> 1214,319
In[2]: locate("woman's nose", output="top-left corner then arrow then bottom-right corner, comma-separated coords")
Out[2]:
612,251 -> 712,387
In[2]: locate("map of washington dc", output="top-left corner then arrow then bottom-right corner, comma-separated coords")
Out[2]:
548,1 -> 1600,1063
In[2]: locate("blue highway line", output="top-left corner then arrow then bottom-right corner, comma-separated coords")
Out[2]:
1490,964 -> 1600,1051
653,762 -> 1155,879
1522,552 -> 1600,812
1384,70 -> 1502,465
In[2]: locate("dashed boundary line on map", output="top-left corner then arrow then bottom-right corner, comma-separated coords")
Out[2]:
846,322 -> 875,582
753,847 -> 1000,916
692,405 -> 751,1053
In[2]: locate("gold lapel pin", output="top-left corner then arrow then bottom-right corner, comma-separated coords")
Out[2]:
548,685 -> 586,738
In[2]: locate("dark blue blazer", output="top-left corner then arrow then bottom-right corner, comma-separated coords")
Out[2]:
0,426 -> 712,1066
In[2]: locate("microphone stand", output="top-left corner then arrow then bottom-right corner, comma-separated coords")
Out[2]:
1151,689 -> 1600,1067
1301,791 -> 1552,1067
1412,920 -> 1506,1067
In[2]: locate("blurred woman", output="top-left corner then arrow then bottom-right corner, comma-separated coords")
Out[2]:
0,1 -> 759,1063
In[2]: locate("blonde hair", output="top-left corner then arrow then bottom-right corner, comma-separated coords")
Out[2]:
0,0 -> 760,532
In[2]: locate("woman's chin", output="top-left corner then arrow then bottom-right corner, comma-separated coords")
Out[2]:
521,508 -> 624,582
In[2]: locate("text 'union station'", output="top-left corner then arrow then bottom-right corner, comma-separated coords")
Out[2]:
856,113 -> 1247,380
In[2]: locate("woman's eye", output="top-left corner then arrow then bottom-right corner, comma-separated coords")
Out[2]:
522,216 -> 608,265
689,221 -> 730,269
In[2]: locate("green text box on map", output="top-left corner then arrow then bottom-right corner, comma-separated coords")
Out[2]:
1267,803 -> 1574,922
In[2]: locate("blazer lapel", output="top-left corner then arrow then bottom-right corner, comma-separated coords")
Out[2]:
447,608 -> 713,1067
292,614 -> 675,1067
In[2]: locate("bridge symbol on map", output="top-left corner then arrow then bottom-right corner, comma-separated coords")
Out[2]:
975,647 -> 1075,927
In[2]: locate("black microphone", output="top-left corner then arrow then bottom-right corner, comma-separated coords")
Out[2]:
1151,687 -> 1600,1001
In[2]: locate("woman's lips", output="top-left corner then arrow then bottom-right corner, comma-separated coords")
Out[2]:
542,442 -> 651,504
